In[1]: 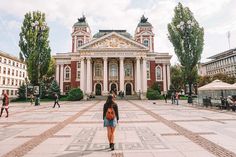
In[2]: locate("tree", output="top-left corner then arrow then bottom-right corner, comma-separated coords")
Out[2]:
168,2 -> 204,103
18,84 -> 26,99
67,88 -> 83,101
48,80 -> 60,98
19,11 -> 51,85
42,58 -> 56,91
170,65 -> 185,92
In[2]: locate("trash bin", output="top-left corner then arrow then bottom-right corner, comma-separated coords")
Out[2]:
35,96 -> 40,106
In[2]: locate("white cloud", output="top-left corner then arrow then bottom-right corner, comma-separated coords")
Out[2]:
0,0 -> 236,64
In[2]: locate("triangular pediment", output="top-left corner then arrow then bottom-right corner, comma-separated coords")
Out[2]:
79,32 -> 148,50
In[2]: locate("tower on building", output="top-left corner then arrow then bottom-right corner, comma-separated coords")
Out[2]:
134,15 -> 155,52
72,15 -> 91,52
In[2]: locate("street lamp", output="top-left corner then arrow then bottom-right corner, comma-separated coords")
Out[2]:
31,20 -> 47,106
176,20 -> 195,103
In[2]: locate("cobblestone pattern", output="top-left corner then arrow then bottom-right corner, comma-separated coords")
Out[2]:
2,101 -> 100,157
66,126 -> 168,151
129,100 -> 236,157
111,152 -> 124,157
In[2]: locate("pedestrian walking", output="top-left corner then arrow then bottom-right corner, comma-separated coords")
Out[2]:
171,92 -> 175,104
163,93 -> 167,103
103,95 -> 119,151
52,93 -> 60,108
30,94 -> 34,105
175,92 -> 179,105
0,92 -> 9,118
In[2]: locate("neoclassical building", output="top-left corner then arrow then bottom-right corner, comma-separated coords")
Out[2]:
54,15 -> 172,98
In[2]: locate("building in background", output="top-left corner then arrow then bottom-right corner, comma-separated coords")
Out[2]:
0,50 -> 27,97
199,48 -> 236,77
54,15 -> 172,98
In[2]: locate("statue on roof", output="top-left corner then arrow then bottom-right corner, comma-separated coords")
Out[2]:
78,15 -> 86,23
140,15 -> 148,23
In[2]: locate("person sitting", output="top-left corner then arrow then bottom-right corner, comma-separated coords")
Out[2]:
227,96 -> 236,111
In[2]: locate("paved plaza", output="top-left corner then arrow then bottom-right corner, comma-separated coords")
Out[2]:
0,100 -> 236,157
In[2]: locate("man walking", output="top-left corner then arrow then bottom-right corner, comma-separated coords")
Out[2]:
53,93 -> 60,108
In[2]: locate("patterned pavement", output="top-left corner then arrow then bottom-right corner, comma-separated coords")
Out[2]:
0,100 -> 236,157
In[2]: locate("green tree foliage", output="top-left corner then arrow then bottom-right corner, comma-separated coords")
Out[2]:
146,89 -> 161,100
18,84 -> 26,99
146,82 -> 162,100
151,82 -> 161,93
48,80 -> 60,98
67,88 -> 83,101
168,2 -> 204,98
42,58 -> 56,91
198,73 -> 236,87
170,65 -> 185,92
19,11 -> 51,85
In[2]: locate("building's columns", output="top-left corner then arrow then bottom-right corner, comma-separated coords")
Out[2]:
119,57 -> 124,92
167,64 -> 171,90
80,57 -> 85,92
73,35 -> 77,52
136,57 -> 141,93
86,57 -> 92,94
134,61 -> 137,92
59,64 -> 64,94
142,58 -> 147,93
163,64 -> 167,92
56,64 -> 60,84
103,57 -> 108,95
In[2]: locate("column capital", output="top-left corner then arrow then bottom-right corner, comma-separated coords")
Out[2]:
136,57 -> 141,60
86,57 -> 91,60
103,57 -> 108,61
79,57 -> 85,61
120,57 -> 125,60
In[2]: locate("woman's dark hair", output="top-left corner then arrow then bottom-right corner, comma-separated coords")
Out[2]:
106,95 -> 114,107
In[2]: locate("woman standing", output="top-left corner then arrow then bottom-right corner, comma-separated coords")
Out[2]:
103,95 -> 119,151
0,93 -> 9,118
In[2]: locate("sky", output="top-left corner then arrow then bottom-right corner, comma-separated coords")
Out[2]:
0,0 -> 236,64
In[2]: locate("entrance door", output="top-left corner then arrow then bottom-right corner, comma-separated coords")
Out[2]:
95,84 -> 102,95
126,83 -> 132,95
111,83 -> 117,94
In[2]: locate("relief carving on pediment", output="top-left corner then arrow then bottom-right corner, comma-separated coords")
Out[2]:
90,36 -> 138,49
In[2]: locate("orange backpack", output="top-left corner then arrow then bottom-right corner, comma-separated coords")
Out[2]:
106,107 -> 115,120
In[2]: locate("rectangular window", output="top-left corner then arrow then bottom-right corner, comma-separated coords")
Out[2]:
147,62 -> 150,80
3,67 -> 6,74
3,77 -> 5,85
12,69 -> 14,76
8,68 -> 10,75
77,62 -> 81,80
0,66 -> 1,73
11,90 -> 13,95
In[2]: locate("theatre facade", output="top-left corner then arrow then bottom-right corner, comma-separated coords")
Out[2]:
54,15 -> 172,98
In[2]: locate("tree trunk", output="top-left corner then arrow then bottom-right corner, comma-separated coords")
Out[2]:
187,82 -> 192,103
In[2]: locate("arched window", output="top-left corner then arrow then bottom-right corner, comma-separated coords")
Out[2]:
64,66 -> 71,81
110,63 -> 118,77
156,66 -> 162,80
125,63 -> 133,77
78,40 -> 83,47
143,39 -> 149,47
95,63 -> 102,77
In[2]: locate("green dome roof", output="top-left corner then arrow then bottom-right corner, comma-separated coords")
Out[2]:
93,30 -> 132,39
137,15 -> 152,27
73,15 -> 89,27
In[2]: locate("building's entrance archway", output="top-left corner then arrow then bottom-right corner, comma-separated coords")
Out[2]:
126,83 -> 132,95
110,83 -> 117,94
95,84 -> 102,95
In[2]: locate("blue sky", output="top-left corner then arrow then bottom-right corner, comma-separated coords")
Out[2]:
0,0 -> 236,64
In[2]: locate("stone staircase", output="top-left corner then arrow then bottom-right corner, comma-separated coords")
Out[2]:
90,95 -> 140,100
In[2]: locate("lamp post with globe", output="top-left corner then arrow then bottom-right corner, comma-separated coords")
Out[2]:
31,20 -> 47,105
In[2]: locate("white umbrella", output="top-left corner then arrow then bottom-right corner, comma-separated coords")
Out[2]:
198,80 -> 236,91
